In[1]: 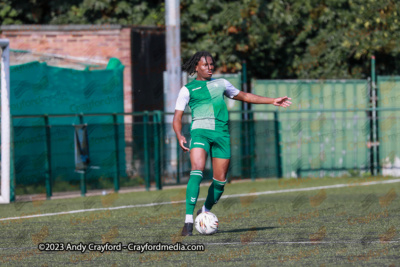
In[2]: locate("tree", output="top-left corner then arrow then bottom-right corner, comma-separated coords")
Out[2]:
0,0 -> 164,26
290,0 -> 400,78
1,0 -> 400,78
180,0 -> 315,78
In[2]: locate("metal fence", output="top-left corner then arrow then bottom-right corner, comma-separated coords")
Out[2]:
252,79 -> 371,178
8,105 -> 400,199
377,76 -> 400,177
4,70 -> 400,199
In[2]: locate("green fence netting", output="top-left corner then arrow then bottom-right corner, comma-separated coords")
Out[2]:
8,58 -> 126,194
252,79 -> 371,178
377,76 -> 400,176
5,67 -> 400,196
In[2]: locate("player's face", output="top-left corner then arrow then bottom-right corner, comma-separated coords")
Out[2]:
195,56 -> 214,81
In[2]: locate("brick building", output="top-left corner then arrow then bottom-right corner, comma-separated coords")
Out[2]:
0,24 -> 166,176
0,24 -> 166,114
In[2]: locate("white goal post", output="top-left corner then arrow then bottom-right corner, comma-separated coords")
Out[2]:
0,39 -> 11,204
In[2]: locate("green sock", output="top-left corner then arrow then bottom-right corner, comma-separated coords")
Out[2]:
204,178 -> 226,210
185,170 -> 203,218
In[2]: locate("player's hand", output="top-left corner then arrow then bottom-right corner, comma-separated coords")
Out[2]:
179,136 -> 190,152
273,96 -> 292,107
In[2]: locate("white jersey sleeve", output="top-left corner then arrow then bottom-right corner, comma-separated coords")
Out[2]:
175,86 -> 190,111
223,79 -> 240,99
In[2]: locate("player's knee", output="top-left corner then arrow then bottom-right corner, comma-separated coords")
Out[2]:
190,160 -> 206,171
191,166 -> 205,172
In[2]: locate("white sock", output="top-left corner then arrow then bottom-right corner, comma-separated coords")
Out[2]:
185,214 -> 193,223
202,205 -> 210,213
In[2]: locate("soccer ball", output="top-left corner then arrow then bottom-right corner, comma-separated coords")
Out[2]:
195,212 -> 219,235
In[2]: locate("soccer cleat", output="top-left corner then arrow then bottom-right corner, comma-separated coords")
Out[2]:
181,223 -> 193,236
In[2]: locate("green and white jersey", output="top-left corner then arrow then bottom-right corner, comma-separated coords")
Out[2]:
175,78 -> 240,133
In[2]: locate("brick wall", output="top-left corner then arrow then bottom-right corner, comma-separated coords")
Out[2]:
0,25 -> 138,175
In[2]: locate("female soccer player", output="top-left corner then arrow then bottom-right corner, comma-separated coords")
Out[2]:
173,51 -> 292,236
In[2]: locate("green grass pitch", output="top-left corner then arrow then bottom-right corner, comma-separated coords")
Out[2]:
0,176 -> 399,266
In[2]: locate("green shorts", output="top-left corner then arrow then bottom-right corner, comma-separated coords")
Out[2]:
189,129 -> 231,159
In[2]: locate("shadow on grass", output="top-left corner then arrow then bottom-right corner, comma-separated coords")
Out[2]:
218,226 -> 277,233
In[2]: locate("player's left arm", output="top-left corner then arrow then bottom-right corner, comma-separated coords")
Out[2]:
233,91 -> 292,107
223,79 -> 292,107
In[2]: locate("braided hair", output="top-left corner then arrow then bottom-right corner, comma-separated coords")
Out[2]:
182,51 -> 215,76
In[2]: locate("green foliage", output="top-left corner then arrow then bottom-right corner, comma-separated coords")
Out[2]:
291,0 -> 400,79
1,0 -> 400,78
181,0 -> 400,79
0,0 -> 22,24
0,0 -> 164,25
50,0 -> 164,25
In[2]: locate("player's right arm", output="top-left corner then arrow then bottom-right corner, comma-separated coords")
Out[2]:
173,86 -> 190,152
173,110 -> 189,151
